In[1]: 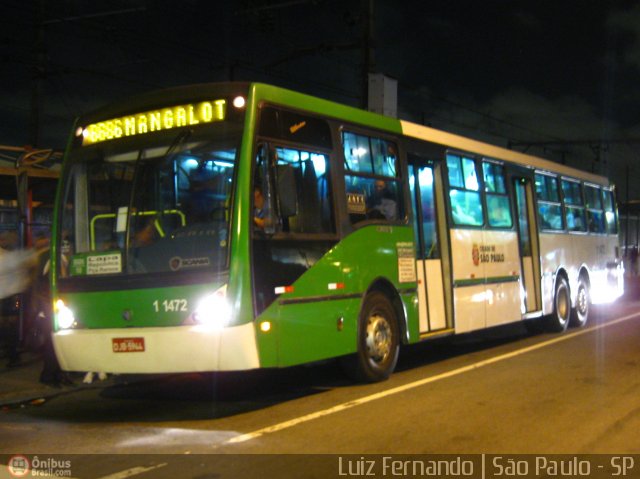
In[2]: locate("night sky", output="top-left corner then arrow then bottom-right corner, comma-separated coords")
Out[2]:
2,0 -> 640,197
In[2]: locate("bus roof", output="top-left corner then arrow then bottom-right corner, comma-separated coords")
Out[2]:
250,83 -> 610,187
400,121 -> 609,187
72,81 -> 611,188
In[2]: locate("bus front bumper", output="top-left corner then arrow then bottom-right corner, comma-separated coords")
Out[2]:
52,322 -> 260,374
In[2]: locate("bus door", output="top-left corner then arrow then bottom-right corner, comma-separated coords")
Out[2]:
409,160 -> 451,334
513,176 -> 542,313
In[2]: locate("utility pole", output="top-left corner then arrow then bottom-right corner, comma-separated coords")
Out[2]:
361,0 -> 375,109
29,0 -> 46,147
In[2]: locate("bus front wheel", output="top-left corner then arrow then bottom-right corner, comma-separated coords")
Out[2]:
343,291 -> 400,383
547,276 -> 571,332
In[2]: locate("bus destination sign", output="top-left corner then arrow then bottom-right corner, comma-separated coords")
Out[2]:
81,99 -> 227,145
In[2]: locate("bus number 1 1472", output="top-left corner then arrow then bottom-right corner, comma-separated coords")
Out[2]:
153,299 -> 188,312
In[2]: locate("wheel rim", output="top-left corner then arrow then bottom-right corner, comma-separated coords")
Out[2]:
365,312 -> 392,364
557,284 -> 570,324
576,285 -> 588,317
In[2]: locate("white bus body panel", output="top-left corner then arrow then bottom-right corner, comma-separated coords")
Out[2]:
451,229 -> 523,334
417,259 -> 447,333
539,232 -> 623,313
425,259 -> 447,330
53,322 -> 260,374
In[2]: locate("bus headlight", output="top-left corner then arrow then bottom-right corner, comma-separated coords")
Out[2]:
193,285 -> 231,329
55,299 -> 76,329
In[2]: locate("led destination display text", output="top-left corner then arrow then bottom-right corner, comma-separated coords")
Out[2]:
81,99 -> 226,145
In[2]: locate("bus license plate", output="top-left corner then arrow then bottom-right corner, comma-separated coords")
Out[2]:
112,337 -> 145,353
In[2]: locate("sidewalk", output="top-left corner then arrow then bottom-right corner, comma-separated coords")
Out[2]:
0,354 -> 58,408
0,353 -> 107,409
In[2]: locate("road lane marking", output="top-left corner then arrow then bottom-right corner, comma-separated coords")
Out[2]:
225,311 -> 640,445
96,463 -> 168,479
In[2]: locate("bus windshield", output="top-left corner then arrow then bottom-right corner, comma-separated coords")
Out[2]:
59,131 -> 238,279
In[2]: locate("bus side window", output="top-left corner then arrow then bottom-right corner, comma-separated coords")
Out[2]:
447,154 -> 483,227
483,161 -> 512,228
273,147 -> 334,234
561,179 -> 586,232
487,195 -> 512,228
535,173 -> 564,231
342,131 -> 403,224
584,184 -> 605,234
565,206 -> 586,232
537,203 -> 563,230
603,189 -> 618,234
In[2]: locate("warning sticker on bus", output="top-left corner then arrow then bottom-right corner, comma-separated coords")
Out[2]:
112,337 -> 145,353
396,242 -> 417,283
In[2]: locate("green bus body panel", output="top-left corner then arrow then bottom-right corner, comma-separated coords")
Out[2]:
59,282 -> 222,329
51,82 -> 411,371
250,83 -> 403,135
255,225 -> 418,368
225,82 -> 407,360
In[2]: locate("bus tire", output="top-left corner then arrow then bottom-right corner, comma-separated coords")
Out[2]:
546,276 -> 571,332
570,277 -> 590,327
343,291 -> 400,383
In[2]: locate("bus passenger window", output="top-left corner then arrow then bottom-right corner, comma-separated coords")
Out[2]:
603,190 -> 618,234
535,173 -> 560,202
271,146 -> 334,234
585,185 -> 605,233
586,210 -> 605,233
447,154 -> 483,227
483,161 -> 512,228
342,131 -> 403,224
537,203 -> 563,230
345,176 -> 399,221
535,173 -> 563,231
343,132 -> 373,174
561,179 -> 586,232
561,179 -> 583,206
450,190 -> 483,226
487,195 -> 512,228
367,179 -> 398,220
565,206 -> 586,232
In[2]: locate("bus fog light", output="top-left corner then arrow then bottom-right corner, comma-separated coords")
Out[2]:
193,285 -> 231,329
55,299 -> 76,329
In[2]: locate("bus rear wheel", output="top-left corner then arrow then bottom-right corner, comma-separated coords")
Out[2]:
343,291 -> 400,383
570,277 -> 590,327
546,276 -> 570,332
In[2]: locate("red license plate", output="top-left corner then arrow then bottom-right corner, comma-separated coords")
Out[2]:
112,337 -> 145,353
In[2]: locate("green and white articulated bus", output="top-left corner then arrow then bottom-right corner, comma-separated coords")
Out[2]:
51,82 -> 624,382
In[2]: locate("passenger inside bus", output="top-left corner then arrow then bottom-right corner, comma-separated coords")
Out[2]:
487,195 -> 512,227
367,179 -> 397,220
253,185 -> 266,230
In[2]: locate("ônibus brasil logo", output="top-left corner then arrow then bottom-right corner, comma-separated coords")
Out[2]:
7,455 -> 30,477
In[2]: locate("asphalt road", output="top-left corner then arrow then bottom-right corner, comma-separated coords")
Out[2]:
1,296 -> 639,478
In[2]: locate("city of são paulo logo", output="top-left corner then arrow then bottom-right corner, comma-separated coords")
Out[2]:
7,455 -> 72,477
